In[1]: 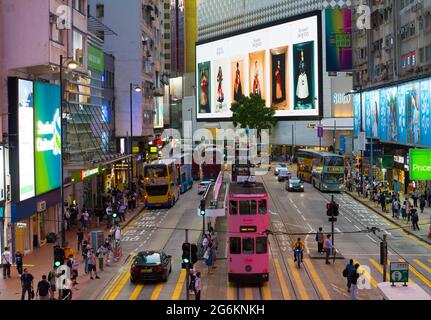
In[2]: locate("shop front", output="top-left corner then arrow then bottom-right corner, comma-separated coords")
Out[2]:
12,189 -> 60,254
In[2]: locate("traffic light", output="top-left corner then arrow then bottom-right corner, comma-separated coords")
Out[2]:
182,242 -> 191,269
200,199 -> 206,216
53,245 -> 65,267
326,201 -> 339,217
190,244 -> 198,264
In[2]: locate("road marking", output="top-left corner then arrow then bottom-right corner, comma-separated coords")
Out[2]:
353,260 -> 378,288
413,259 -> 431,275
99,260 -> 133,300
335,228 -> 341,233
107,271 -> 131,300
273,258 -> 291,300
368,258 -> 407,282
428,259 -> 431,265
286,258 -> 310,300
244,287 -> 253,300
261,282 -> 272,300
300,214 -> 306,221
227,282 -> 235,300
303,259 -> 331,300
172,269 -> 187,300
366,235 -> 377,243
129,284 -> 144,300
400,259 -> 431,288
353,225 -> 361,231
150,283 -> 164,300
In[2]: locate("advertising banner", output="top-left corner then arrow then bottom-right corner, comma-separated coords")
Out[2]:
88,45 -> 105,72
420,79 -> 431,146
397,84 -> 407,144
196,13 -> 320,119
378,88 -> 388,141
0,146 -> 4,201
410,149 -> 431,180
18,79 -> 36,201
34,82 -> 62,196
325,9 -> 352,72
365,91 -> 372,137
353,94 -> 360,135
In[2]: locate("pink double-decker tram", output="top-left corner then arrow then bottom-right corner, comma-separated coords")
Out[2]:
227,182 -> 269,283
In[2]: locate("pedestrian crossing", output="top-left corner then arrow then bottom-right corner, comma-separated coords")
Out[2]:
98,256 -> 431,300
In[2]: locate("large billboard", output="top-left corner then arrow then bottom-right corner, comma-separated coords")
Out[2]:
354,77 -> 431,148
196,12 -> 321,120
325,9 -> 352,72
18,79 -> 35,201
34,82 -> 62,196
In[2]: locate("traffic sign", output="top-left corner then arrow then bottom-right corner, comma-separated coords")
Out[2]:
390,262 -> 409,285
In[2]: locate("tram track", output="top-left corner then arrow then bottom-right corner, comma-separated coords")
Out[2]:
260,176 -> 324,300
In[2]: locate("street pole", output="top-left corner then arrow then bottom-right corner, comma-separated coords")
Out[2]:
185,228 -> 190,301
319,120 -> 322,151
60,54 -> 66,246
333,120 -> 336,153
359,87 -> 364,196
382,234 -> 388,282
129,83 -> 133,192
331,195 -> 335,248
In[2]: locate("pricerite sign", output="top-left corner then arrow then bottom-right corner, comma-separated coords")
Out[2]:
410,149 -> 431,180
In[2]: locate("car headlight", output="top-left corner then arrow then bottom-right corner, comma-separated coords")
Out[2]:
289,184 -> 293,188
300,185 -> 304,188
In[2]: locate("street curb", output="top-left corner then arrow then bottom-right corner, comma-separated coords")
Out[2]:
344,191 -> 431,246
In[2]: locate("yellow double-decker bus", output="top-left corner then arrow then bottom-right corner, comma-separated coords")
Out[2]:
143,159 -> 180,208
297,149 -> 314,182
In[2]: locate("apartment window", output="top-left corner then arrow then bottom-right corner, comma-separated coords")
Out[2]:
73,30 -> 85,66
50,19 -> 65,44
73,0 -> 86,14
96,4 -> 104,18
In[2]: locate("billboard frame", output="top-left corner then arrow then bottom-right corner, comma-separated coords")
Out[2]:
195,10 -> 323,122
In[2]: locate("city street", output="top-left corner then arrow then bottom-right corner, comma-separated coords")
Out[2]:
68,166 -> 431,301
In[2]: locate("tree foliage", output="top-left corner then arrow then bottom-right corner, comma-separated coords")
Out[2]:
230,94 -> 277,134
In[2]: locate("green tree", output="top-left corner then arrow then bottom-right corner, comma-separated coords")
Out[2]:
230,94 -> 277,134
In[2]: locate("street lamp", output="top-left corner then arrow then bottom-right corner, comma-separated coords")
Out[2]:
346,85 -> 364,195
59,54 -> 78,245
129,83 -> 142,192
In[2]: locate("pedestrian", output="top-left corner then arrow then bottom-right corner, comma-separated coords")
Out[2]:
407,202 -> 413,222
61,278 -> 73,300
36,275 -> 52,300
82,243 -> 90,274
1,247 -> 12,279
97,244 -> 106,271
420,195 -> 426,214
411,209 -> 420,230
194,271 -> 202,300
427,186 -> 431,207
20,268 -> 34,300
210,231 -> 218,267
343,259 -> 356,293
64,208 -> 71,230
392,198 -> 400,219
201,234 -> 209,253
401,201 -> 407,220
82,209 -> 90,230
379,193 -> 386,212
87,248 -> 100,280
349,263 -> 361,300
15,250 -> 23,277
119,202 -> 126,222
77,228 -> 84,252
325,234 -> 333,265
315,227 -> 324,253
413,189 -> 419,208
47,266 -> 57,299
204,244 -> 214,274
106,204 -> 113,228
188,266 -> 197,294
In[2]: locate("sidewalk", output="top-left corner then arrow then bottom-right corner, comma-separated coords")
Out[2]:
345,191 -> 431,245
0,204 -> 145,300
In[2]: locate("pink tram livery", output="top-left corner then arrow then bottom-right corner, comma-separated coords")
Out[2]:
227,182 -> 269,283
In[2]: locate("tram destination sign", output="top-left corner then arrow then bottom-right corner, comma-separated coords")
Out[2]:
390,262 -> 409,285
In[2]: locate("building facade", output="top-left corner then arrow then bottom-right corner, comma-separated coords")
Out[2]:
351,0 -> 431,194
